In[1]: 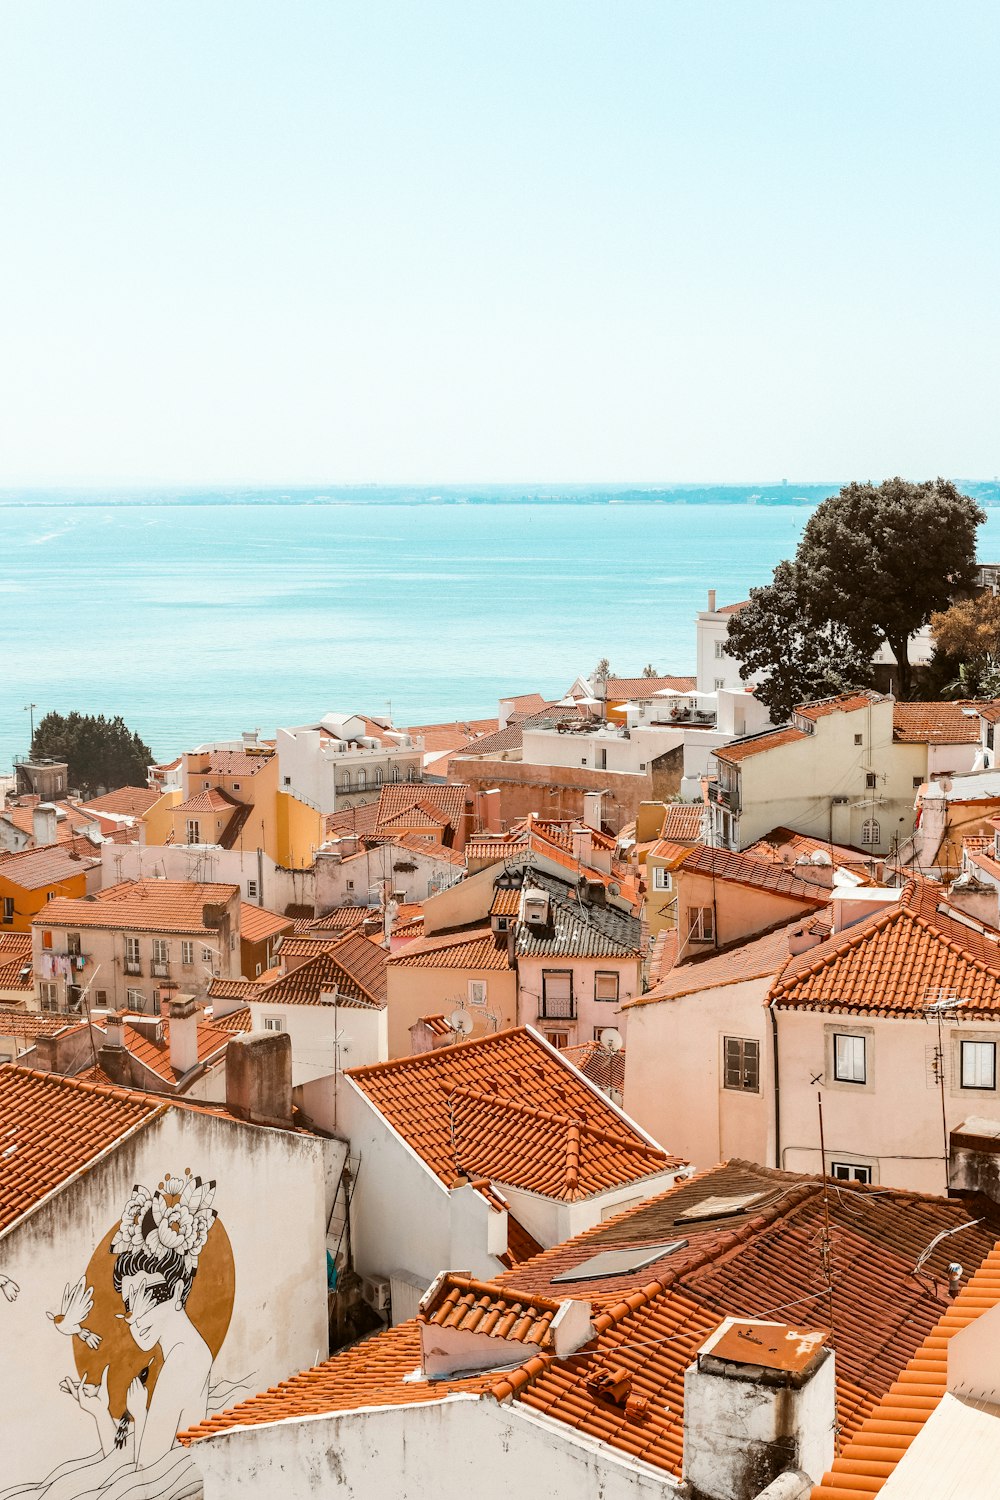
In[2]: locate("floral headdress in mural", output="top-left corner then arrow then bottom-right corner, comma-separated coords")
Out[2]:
111,1169 -> 217,1273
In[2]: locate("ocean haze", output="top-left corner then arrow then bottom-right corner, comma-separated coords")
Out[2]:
4,494 -> 1000,772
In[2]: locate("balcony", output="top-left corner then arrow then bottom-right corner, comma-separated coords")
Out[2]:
711,781 -> 740,813
124,961 -> 142,976
151,962 -> 170,979
540,997 -> 576,1021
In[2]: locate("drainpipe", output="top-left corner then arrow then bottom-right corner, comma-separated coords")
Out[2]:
768,999 -> 781,1170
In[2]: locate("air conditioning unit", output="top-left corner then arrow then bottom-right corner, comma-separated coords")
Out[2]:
360,1274 -> 391,1315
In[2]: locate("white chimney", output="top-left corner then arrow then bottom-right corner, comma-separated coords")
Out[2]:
32,803 -> 58,846
582,791 -> 603,832
683,1318 -> 835,1500
708,588 -> 717,612
168,994 -> 202,1075
571,825 -> 594,867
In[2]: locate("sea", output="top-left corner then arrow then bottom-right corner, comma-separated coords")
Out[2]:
3,484 -> 1000,772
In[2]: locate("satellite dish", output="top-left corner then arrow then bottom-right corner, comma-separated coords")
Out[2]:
600,1028 -> 624,1053
607,880 -> 621,897
449,1008 -> 474,1036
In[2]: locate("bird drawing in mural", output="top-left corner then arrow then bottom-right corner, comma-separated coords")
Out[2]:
47,1276 -> 102,1349
0,1273 -> 18,1303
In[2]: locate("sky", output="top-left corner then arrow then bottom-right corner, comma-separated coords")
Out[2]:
0,1 -> 997,486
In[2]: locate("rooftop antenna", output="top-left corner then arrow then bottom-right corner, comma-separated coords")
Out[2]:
23,703 -> 37,745
923,989 -> 967,1178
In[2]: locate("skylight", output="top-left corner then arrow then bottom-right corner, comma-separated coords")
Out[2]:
551,1240 -> 688,1283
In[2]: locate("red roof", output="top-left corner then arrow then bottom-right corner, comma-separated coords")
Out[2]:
603,674 -> 697,702
630,920 -> 802,1006
386,925 -> 512,972
892,701 -> 984,745
795,691 -> 886,721
654,842 -> 831,903
175,787 -> 242,814
80,786 -> 161,817
661,804 -> 705,843
0,838 -> 101,892
375,782 -> 469,835
37,880 -> 240,935
239,903 -> 294,945
714,726 -> 809,764
346,1026 -> 678,1201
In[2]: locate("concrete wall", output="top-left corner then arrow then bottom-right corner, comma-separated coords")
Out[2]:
0,1106 -> 334,1493
516,954 -> 639,1048
248,996 -> 387,1134
624,976 -> 774,1171
100,842 -> 315,926
315,841 -> 463,912
672,867 -> 821,951
385,963 -> 518,1057
193,1389 -> 682,1500
450,759 -> 650,835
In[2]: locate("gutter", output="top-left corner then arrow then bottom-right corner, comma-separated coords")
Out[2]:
768,999 -> 781,1171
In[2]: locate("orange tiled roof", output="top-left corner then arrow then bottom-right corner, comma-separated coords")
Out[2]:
628,919 -> 805,1007
385,925 -> 512,972
490,887 -> 521,917
892,700 -> 984,745
323,802 -> 382,840
35,880 -> 240,935
0,1067 -> 165,1233
717,599 -> 750,614
257,943 -> 384,1008
415,1012 -> 453,1037
714,726 -> 809,764
813,1239 -> 1000,1497
306,906 -> 371,933
671,843 -> 832,903
104,1016 -> 231,1084
420,1272 -> 563,1347
184,1158 -> 997,1473
377,801 -> 451,830
794,691 -> 886,721
0,801 -> 95,845
661,803 -> 704,843
345,1026 -> 678,1201
207,977 -> 265,1004
562,1038 -> 626,1093
603,674 -> 697,701
744,826 -> 877,872
80,786 -> 161,817
375,782 -> 469,834
0,1008 -> 80,1040
174,787 -> 242,814
239,902 -> 293,945
770,882 -> 1000,1016
0,837 -> 101,892
198,749 -> 274,777
210,1006 -> 253,1034
0,932 -> 33,992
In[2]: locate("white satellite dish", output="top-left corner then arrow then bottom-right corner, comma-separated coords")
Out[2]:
599,1028 -> 624,1053
450,1008 -> 474,1036
607,880 -> 621,897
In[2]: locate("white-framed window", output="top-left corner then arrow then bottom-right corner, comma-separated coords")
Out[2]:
407,766 -> 418,782
152,938 -> 168,964
247,879 -> 258,899
723,1036 -> 760,1091
356,769 -> 367,791
542,970 -> 574,1019
201,945 -> 214,964
714,640 -> 725,659
186,819 -> 201,844
714,678 -> 725,691
262,1015 -> 284,1032
687,906 -> 714,943
865,771 -> 877,789
126,986 -> 145,1010
39,982 -> 59,1011
834,1032 -> 867,1084
831,1161 -> 872,1183
595,971 -> 619,1002
2,897 -> 13,924
468,980 -> 487,1007
232,782 -> 240,791
181,941 -> 194,967
255,962 -> 263,977
283,775 -> 292,787
375,768 -> 383,786
125,935 -> 141,974
861,818 -> 880,846
652,866 -> 672,891
961,1040 -> 997,1090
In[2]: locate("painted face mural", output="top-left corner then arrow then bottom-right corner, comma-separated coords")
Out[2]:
1,1169 -> 240,1500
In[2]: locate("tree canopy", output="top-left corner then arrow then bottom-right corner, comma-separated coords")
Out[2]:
31,712 -> 155,798
727,477 -> 984,712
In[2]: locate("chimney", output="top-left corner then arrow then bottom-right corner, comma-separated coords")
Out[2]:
708,588 -> 717,612
582,791 -> 603,832
947,872 -> 1000,928
225,1031 -> 293,1128
168,994 -> 202,1075
682,1318 -> 834,1500
481,787 -> 502,836
97,1012 -> 132,1086
32,803 -> 58,847
571,825 -> 594,867
949,1117 -> 1000,1204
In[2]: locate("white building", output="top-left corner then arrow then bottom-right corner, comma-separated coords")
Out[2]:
275,714 -> 424,814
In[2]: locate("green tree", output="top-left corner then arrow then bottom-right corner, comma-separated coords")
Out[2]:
795,477 -> 984,696
726,561 -> 879,722
641,663 -> 658,678
31,712 -> 155,797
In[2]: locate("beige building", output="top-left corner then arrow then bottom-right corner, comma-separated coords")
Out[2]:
32,879 -> 242,1016
384,926 -> 517,1056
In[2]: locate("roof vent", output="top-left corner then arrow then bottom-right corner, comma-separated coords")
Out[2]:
585,1366 -> 632,1406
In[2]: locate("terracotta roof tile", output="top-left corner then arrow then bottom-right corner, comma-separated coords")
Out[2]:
258,940 -> 385,1008
174,787 -> 242,814
717,599 -> 750,614
0,1067 -> 164,1234
79,786 -> 162,818
0,1008 -> 80,1040
892,701 -> 984,745
795,691 -> 886,721
239,903 -> 294,945
386,925 -> 512,972
346,1026 -> 679,1201
102,1016 -> 231,1084
0,933 -> 34,993
211,1006 -> 253,1034
419,1272 -> 563,1347
661,804 -> 705,843
714,726 -> 810,764
306,906 -> 371,933
0,838 -> 102,892
660,842 -> 831,903
207,977 -> 264,1004
562,1038 -> 626,1093
198,749 -> 274,777
35,880 -> 240,935
629,919 -> 803,1006
375,782 -> 469,835
603,675 -> 697,701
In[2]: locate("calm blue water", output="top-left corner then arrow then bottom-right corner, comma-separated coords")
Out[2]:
3,499 -> 999,769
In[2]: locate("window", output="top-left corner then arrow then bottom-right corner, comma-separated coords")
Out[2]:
255,963 -> 263,977
246,879 -> 258,899
283,775 -> 292,787
541,970 -> 574,1019
687,906 -> 715,943
834,1033 -> 867,1084
152,938 -> 169,976
468,980 -> 488,1007
597,748 -> 608,770
714,678 -> 725,691
861,818 -> 880,846
95,990 -> 108,1006
652,866 -> 672,892
42,930 -> 53,949
723,1036 -> 760,1091
2,898 -> 13,924
831,1162 -> 872,1183
854,734 -> 863,746
545,1030 -> 570,1050
203,781 -> 211,790
181,940 -> 194,967
232,782 -> 240,791
126,987 -> 145,1011
186,819 -> 201,844
356,769 -> 367,791
262,1015 -> 284,1032
202,945 -> 214,963
392,765 -> 400,782
66,933 -> 81,957
865,772 -> 877,789
375,768 -> 383,787
346,880 -> 355,892
39,982 -> 59,1011
914,775 -> 924,788
46,891 -> 56,902
407,766 -> 418,782
124,935 -> 141,974
961,1040 -> 997,1090
714,640 -> 725,659
595,971 -> 619,1002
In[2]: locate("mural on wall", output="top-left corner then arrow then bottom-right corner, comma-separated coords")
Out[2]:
2,1169 -> 237,1500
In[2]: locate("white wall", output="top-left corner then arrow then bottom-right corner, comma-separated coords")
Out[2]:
0,1106 -> 337,1492
194,1388 -> 682,1500
316,841 -> 463,911
249,999 -> 387,1134
522,725 -> 683,777
100,841 -> 315,920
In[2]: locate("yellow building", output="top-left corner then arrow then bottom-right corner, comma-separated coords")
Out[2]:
0,839 -> 101,933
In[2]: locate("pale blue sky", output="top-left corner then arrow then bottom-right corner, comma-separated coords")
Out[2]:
0,1 -> 997,484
